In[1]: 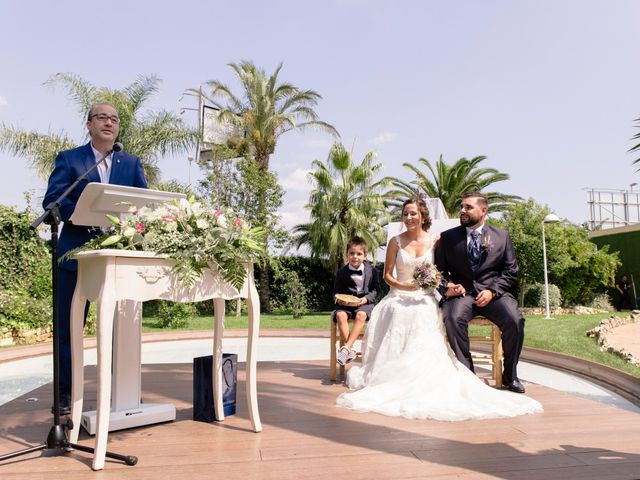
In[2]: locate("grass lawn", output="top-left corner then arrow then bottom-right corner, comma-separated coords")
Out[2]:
143,310 -> 639,378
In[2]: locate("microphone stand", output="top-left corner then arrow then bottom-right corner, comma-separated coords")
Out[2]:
0,145 -> 137,467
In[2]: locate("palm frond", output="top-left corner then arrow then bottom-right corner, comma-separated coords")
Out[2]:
44,73 -> 96,119
0,125 -> 75,178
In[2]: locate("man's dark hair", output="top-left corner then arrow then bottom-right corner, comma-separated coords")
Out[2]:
346,236 -> 368,255
462,191 -> 488,208
87,103 -> 118,120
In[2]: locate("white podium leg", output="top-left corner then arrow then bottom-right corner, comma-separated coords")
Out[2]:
69,291 -> 87,444
93,291 -> 117,471
246,281 -> 262,432
112,300 -> 141,410
81,300 -> 176,436
212,298 -> 225,421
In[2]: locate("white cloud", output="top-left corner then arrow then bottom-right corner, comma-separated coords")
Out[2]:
0,96 -> 7,106
370,131 -> 398,146
279,168 -> 313,191
279,201 -> 309,231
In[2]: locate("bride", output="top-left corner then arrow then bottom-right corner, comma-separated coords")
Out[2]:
336,197 -> 543,421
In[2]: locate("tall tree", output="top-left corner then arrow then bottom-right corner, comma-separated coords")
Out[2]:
293,142 -> 390,273
0,73 -> 197,184
385,156 -> 521,217
497,199 -> 620,306
193,60 -> 338,169
194,61 -> 338,310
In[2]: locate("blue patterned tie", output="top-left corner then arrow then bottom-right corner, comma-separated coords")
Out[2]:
468,230 -> 482,271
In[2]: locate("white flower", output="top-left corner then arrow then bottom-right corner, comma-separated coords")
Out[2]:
123,227 -> 137,238
196,218 -> 209,229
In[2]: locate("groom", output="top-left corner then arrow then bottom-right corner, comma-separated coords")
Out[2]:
434,192 -> 526,393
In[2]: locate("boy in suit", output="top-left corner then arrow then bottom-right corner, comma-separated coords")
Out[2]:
333,236 -> 381,365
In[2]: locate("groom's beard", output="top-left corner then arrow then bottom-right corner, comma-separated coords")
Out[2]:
460,214 -> 482,228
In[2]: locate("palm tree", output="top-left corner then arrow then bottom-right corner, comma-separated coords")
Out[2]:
0,73 -> 197,184
193,61 -> 338,311
293,142 -> 390,273
193,60 -> 339,170
385,156 -> 521,217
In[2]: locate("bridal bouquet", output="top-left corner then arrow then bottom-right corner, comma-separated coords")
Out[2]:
412,261 -> 442,291
71,197 -> 266,289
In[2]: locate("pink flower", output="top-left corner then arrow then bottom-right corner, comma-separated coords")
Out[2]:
213,209 -> 222,217
163,216 -> 175,223
233,217 -> 243,227
135,222 -> 145,233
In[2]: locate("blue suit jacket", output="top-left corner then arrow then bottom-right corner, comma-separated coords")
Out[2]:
42,142 -> 148,271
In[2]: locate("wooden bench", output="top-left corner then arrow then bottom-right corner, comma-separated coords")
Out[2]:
330,315 -> 503,387
330,317 -> 365,381
469,316 -> 503,387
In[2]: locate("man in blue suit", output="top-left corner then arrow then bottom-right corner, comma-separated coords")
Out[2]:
42,103 -> 148,413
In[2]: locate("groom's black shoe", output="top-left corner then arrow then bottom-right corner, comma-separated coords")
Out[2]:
505,379 -> 525,394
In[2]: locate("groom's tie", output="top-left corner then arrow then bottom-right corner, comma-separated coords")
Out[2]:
468,230 -> 482,272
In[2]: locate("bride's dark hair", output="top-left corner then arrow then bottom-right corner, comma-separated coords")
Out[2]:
402,197 -> 432,231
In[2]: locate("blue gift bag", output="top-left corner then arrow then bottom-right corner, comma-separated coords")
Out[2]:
193,353 -> 237,422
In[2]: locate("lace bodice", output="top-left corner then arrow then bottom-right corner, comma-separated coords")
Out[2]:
394,235 -> 435,283
395,248 -> 434,283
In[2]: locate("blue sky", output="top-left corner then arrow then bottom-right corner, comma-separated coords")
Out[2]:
1,0 -> 639,230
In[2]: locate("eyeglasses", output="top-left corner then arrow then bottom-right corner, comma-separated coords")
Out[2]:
90,113 -> 120,124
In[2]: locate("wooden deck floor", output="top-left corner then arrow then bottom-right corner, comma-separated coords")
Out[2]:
0,360 -> 639,479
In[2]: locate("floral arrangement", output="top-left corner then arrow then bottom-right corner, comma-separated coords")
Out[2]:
412,261 -> 443,291
71,197 -> 266,289
481,234 -> 495,253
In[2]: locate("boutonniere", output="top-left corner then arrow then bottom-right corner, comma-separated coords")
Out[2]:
481,234 -> 495,253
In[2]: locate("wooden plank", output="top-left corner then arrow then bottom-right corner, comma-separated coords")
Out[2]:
1,360 -> 639,479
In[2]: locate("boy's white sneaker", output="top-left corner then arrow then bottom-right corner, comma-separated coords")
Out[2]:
337,346 -> 350,366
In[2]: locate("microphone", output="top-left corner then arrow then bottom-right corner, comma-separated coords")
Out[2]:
34,142 -> 124,228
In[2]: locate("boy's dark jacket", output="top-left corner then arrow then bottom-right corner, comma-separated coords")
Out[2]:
332,262 -> 381,304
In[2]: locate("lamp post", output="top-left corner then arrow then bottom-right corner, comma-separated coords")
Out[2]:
542,213 -> 561,319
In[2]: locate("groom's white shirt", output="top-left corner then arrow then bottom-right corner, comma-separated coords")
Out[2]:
465,223 -> 485,248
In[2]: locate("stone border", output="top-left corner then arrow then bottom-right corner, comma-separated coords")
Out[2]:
586,312 -> 640,366
0,326 -> 52,347
472,343 -> 640,407
520,306 -> 612,315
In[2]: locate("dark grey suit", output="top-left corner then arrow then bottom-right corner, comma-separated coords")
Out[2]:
434,224 -> 524,383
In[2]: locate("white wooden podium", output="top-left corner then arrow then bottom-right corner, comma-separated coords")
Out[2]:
67,250 -> 262,470
64,184 -> 262,470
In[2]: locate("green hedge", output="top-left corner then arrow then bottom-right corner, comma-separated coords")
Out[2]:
523,283 -> 562,308
0,205 -> 52,333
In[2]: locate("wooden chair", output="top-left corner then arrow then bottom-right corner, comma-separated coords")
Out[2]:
330,316 -> 365,381
469,316 -> 503,387
330,315 -> 503,386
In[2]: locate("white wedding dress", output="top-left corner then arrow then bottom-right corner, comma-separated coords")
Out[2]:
336,241 -> 543,421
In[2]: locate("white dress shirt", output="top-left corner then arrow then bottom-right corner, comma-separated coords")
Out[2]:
348,265 -> 365,293
91,143 -> 112,183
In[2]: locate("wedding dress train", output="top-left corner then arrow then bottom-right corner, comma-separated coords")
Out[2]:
336,244 -> 543,421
